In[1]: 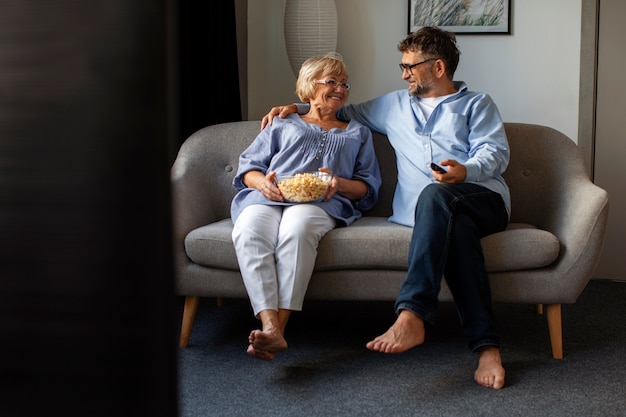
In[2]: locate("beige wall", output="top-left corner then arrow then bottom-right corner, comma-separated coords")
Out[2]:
240,0 -> 622,280
246,0 -> 582,143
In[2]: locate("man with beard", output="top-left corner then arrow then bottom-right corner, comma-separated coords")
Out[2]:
261,26 -> 510,390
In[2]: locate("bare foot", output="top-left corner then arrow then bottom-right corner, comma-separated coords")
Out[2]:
246,344 -> 276,361
366,310 -> 425,353
249,329 -> 288,355
474,346 -> 506,389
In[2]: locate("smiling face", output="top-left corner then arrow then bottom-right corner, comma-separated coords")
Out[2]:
401,50 -> 438,98
295,53 -> 350,107
309,73 -> 349,111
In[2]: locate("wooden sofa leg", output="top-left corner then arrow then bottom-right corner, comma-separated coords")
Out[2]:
545,303 -> 563,359
535,304 -> 544,315
179,296 -> 200,348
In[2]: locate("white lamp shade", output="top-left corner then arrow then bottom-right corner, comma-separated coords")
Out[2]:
284,0 -> 338,76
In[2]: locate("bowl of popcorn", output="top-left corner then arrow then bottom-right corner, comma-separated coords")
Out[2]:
276,171 -> 333,203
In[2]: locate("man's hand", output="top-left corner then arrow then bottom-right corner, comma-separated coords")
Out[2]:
260,104 -> 298,130
432,159 -> 467,183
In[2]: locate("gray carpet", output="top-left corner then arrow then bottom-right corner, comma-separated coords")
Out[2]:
177,279 -> 626,417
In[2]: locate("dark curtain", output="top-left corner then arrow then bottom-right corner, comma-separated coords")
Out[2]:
0,1 -> 178,415
178,0 -> 242,142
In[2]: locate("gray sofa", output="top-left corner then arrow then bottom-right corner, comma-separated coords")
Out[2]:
172,121 -> 609,359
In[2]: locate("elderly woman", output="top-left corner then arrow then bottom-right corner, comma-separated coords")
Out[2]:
231,53 -> 381,361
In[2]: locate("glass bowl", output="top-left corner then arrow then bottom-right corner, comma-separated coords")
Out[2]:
276,171 -> 332,203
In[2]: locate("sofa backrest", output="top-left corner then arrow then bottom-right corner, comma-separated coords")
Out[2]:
365,123 -> 590,229
501,122 -> 588,228
173,121 -> 588,230
172,121 -> 259,226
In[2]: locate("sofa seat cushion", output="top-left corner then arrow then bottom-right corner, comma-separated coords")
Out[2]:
184,218 -> 560,273
482,223 -> 560,272
185,219 -> 239,270
315,217 -> 413,270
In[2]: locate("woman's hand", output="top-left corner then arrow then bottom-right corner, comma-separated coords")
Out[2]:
318,168 -> 337,201
245,170 -> 284,202
318,167 -> 367,202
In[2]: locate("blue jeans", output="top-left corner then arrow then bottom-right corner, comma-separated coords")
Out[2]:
395,183 -> 509,352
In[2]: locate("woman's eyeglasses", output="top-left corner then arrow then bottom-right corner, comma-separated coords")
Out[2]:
316,79 -> 351,91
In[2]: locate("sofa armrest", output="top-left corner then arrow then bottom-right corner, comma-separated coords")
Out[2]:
503,123 -> 609,301
170,121 -> 261,278
545,172 -> 608,298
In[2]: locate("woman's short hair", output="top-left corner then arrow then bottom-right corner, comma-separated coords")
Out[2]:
295,52 -> 349,103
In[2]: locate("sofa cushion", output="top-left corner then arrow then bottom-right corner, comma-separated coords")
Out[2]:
482,223 -> 560,272
314,217 -> 412,270
185,219 -> 239,270
314,219 -> 560,272
184,218 -> 560,273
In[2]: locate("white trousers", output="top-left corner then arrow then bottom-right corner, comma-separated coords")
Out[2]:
232,204 -> 335,316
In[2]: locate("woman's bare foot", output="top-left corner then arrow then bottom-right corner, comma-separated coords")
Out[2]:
474,346 -> 506,389
366,310 -> 425,353
246,344 -> 275,361
245,309 -> 291,360
248,329 -> 288,356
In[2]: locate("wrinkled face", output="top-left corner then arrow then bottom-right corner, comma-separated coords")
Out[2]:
310,73 -> 350,110
400,51 -> 437,98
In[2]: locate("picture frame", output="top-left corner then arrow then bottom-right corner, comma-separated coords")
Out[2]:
408,0 -> 511,34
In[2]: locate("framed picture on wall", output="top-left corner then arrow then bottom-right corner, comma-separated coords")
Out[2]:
408,0 -> 511,34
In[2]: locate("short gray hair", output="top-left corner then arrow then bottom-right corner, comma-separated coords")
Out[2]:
295,52 -> 349,103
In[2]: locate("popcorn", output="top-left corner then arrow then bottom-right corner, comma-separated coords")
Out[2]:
277,172 -> 331,203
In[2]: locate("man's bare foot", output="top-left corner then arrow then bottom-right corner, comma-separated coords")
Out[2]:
246,344 -> 276,361
249,329 -> 288,355
366,309 -> 425,353
474,346 -> 506,389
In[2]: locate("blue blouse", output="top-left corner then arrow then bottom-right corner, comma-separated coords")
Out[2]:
231,114 -> 382,226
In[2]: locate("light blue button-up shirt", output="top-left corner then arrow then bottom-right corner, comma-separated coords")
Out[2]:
336,81 -> 510,227
231,114 -> 382,226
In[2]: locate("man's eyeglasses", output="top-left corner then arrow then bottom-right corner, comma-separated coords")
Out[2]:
316,79 -> 351,91
399,58 -> 439,73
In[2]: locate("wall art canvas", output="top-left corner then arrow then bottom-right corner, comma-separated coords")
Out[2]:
408,0 -> 510,34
